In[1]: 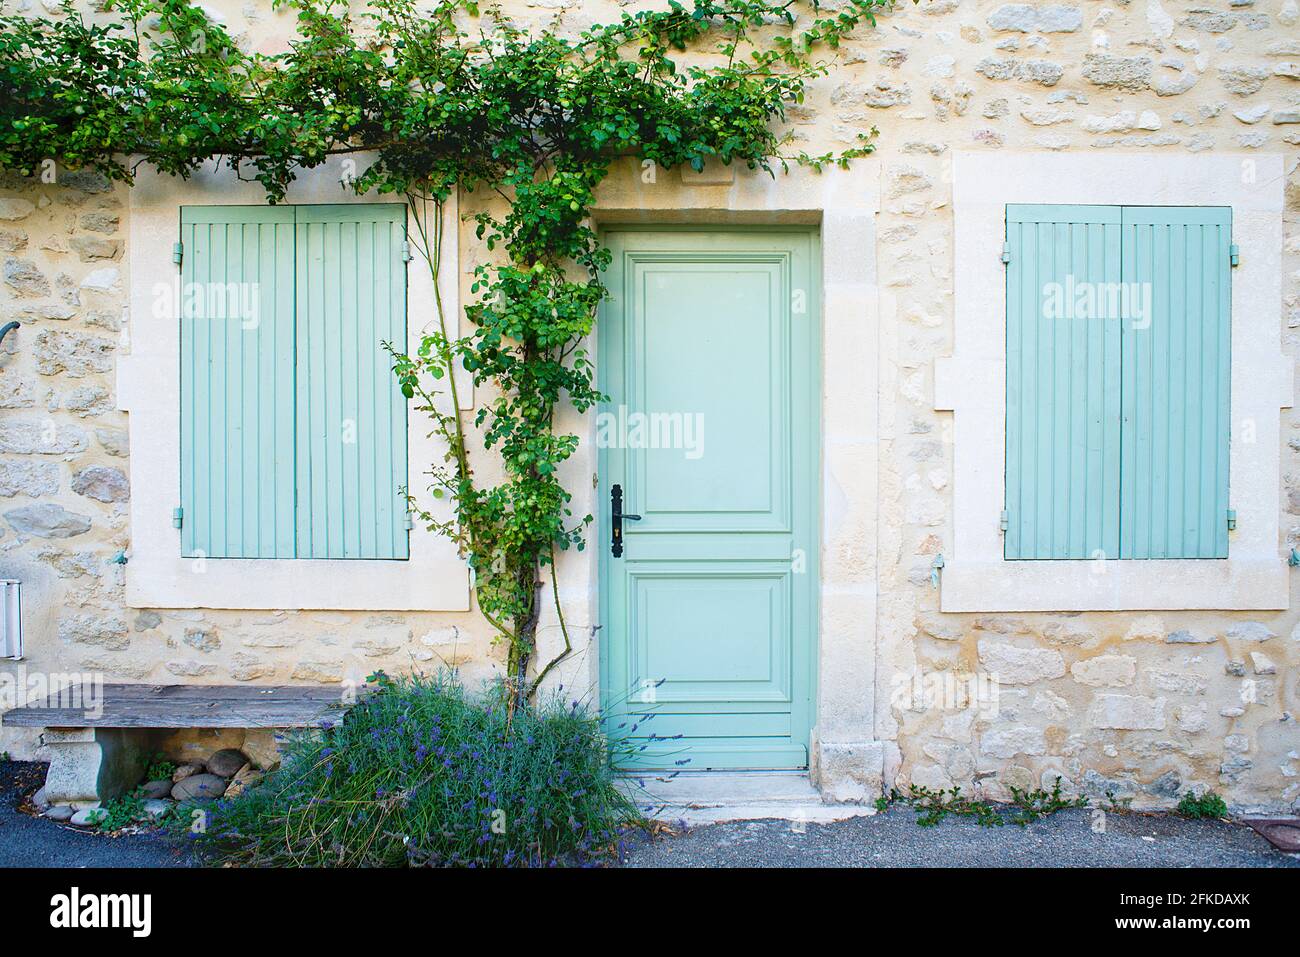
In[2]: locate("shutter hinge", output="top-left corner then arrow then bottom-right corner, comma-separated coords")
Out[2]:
1001,242 -> 1011,264
172,507 -> 183,529
930,554 -> 945,589
401,240 -> 413,263
404,511 -> 415,530
172,242 -> 183,266
1227,508 -> 1237,531
1229,244 -> 1240,267
999,509 -> 1009,532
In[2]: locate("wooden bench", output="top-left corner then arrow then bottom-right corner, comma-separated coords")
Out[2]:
2,684 -> 349,805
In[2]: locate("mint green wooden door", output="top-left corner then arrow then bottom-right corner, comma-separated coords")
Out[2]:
599,229 -> 818,770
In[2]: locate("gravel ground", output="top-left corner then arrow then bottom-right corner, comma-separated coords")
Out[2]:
4,758 -> 1295,869
0,760 -> 194,868
621,806 -> 1300,868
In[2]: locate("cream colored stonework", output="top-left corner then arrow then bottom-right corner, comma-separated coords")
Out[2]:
1,0 -> 1298,812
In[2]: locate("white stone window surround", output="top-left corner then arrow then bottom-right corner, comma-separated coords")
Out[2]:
120,161 -> 470,610
936,152 -> 1292,612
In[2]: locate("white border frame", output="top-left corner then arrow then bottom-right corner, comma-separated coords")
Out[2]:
937,152 -> 1291,612
120,160 -> 470,610
539,157 -> 886,798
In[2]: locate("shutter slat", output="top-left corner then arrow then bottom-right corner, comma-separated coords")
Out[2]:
179,206 -> 297,559
1120,206 -> 1231,559
295,205 -> 409,560
1005,205 -> 1122,559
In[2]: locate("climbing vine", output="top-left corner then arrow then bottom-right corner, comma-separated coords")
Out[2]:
0,0 -> 886,706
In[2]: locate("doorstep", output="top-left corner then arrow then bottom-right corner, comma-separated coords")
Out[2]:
619,771 -> 877,825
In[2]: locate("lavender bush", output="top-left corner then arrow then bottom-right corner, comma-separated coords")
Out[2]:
187,671 -> 643,867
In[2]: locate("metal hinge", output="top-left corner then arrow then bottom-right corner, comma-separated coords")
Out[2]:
930,554 -> 945,589
1001,242 -> 1012,264
999,509 -> 1009,532
1227,508 -> 1237,531
1229,244 -> 1240,267
172,507 -> 183,529
404,511 -> 414,530
401,240 -> 413,263
172,242 -> 183,266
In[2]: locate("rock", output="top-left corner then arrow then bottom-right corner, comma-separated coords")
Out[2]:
980,725 -> 1048,758
1225,622 -> 1275,642
64,385 -> 113,417
142,779 -> 174,800
1225,659 -> 1247,677
1249,651 -> 1277,675
183,628 -> 220,653
1218,65 -> 1271,95
974,56 -> 1064,87
832,79 -> 912,109
141,799 -> 173,822
1081,54 -> 1154,90
61,170 -> 111,193
1083,110 -> 1161,133
241,731 -> 281,771
0,198 -> 35,221
95,427 -> 129,457
34,329 -> 114,377
206,748 -> 250,779
45,804 -> 74,822
1071,654 -> 1137,688
1145,770 -> 1182,797
1159,70 -> 1196,96
986,4 -> 1082,33
170,773 -> 227,803
70,807 -> 106,827
80,266 -> 120,291
134,611 -> 162,631
0,459 -> 60,498
224,765 -> 262,798
69,237 -> 122,262
3,257 -> 50,297
1276,62 -> 1300,79
1088,694 -> 1167,730
1275,111 -> 1300,124
1166,629 -> 1214,644
978,640 -> 1067,684
0,420 -> 88,455
58,613 -> 129,650
70,465 -> 129,503
78,212 -> 120,234
171,762 -> 204,783
32,786 -> 50,810
1233,103 -> 1271,123
3,503 -> 92,539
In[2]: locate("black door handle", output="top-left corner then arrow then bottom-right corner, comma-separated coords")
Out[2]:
611,484 -> 641,557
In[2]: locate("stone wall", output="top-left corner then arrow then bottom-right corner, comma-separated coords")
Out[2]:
1,0 -> 1297,811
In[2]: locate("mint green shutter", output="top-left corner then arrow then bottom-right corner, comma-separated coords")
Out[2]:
180,204 -> 409,560
1120,206 -> 1231,559
180,206 -> 297,558
295,205 -> 409,559
1004,205 -> 1122,559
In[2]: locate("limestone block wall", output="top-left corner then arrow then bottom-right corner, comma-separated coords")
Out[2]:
0,0 -> 1297,810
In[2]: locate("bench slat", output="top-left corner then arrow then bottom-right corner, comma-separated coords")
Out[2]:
0,684 -> 349,729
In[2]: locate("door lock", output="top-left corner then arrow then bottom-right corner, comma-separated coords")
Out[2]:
611,484 -> 641,557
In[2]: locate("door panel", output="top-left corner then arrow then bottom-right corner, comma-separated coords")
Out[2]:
599,229 -> 818,771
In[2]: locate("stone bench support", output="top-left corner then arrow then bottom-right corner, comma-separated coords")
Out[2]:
41,727 -> 159,806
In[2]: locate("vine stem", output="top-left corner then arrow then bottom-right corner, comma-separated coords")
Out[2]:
404,189 -> 517,646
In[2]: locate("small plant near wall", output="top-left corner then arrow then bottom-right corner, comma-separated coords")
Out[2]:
0,0 -> 889,710
877,778 -> 1089,828
183,671 -> 644,867
1175,791 -> 1229,820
